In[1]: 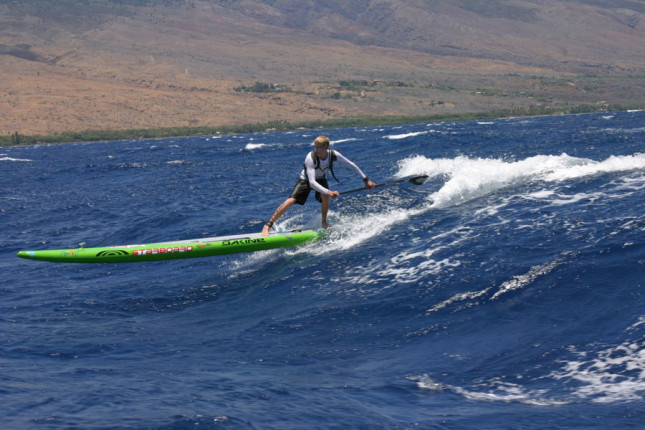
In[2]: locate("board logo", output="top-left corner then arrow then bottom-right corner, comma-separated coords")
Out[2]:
96,250 -> 129,257
132,246 -> 194,256
222,238 -> 266,246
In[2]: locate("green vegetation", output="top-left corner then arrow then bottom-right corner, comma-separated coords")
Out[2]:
10,132 -> 22,145
233,79 -> 410,96
338,79 -> 409,90
234,82 -> 291,93
474,88 -> 504,96
338,80 -> 372,91
1,103 -> 636,147
323,79 -> 412,100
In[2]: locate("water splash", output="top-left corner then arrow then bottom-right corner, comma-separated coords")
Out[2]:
397,153 -> 645,208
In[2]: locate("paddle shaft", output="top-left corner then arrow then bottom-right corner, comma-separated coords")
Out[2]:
339,175 -> 429,196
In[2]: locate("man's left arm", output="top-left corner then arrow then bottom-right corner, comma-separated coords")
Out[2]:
335,151 -> 375,189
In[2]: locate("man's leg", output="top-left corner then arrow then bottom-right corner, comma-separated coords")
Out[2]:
320,194 -> 330,229
262,197 -> 296,236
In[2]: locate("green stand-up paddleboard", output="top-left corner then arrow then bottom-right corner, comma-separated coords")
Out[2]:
17,176 -> 428,264
17,230 -> 322,263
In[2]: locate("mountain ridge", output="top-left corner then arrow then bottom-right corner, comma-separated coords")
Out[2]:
1,0 -> 644,136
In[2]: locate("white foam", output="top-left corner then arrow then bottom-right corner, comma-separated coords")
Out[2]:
629,316 -> 645,330
276,151 -> 645,288
243,152 -> 643,289
426,288 -> 491,314
332,138 -> 359,144
305,217 -> 468,293
409,375 -> 568,406
617,175 -> 645,191
602,126 -> 645,134
385,131 -> 430,140
0,156 -> 32,162
396,153 -> 645,209
549,339 -> 645,403
491,253 -> 570,300
412,320 -> 645,406
425,251 -> 572,313
544,154 -> 645,181
297,207 -> 420,259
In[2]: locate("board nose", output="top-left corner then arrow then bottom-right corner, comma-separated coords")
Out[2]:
17,251 -> 35,260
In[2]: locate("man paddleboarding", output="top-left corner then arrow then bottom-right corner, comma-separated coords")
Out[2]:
262,135 -> 375,236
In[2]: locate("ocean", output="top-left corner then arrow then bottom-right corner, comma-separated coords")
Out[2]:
1,110 -> 644,429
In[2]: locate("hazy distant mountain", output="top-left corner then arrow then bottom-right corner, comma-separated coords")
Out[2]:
2,0 -> 644,136
222,0 -> 645,73
4,0 -> 644,72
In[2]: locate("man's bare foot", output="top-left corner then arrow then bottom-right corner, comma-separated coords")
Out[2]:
322,221 -> 330,229
261,225 -> 270,237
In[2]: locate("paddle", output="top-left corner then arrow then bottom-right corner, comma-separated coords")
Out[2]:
339,174 -> 429,196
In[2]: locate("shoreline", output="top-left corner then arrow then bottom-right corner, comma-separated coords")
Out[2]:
1,103 -> 638,147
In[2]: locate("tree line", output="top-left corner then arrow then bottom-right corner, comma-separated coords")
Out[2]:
0,104 -> 632,147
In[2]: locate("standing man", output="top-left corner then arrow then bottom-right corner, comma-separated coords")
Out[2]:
262,135 -> 375,236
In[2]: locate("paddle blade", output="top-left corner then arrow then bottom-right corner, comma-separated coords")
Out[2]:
409,175 -> 429,185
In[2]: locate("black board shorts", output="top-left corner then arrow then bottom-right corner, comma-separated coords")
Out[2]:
289,177 -> 329,205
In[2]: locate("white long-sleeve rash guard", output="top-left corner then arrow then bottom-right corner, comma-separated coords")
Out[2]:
301,150 -> 367,195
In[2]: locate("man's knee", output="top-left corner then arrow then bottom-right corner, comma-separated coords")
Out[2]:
278,197 -> 296,211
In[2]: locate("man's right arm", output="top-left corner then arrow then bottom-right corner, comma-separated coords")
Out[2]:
304,155 -> 332,195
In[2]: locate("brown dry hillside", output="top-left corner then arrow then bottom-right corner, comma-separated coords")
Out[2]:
1,0 -> 645,137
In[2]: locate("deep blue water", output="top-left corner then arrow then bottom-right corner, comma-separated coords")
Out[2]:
1,111 -> 645,429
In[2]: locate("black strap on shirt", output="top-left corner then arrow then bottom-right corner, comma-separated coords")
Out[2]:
307,149 -> 339,182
